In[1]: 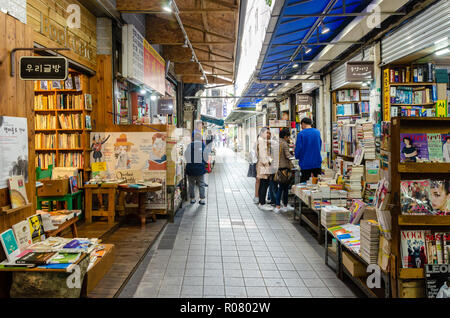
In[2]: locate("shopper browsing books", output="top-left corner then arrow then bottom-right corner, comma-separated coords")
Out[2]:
443,137 -> 450,162
256,127 -> 274,211
274,128 -> 295,214
184,132 -> 209,205
295,117 -> 322,183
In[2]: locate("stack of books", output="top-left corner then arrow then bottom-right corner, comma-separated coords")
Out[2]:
345,165 -> 364,199
321,206 -> 350,228
360,220 -> 380,264
361,123 -> 376,160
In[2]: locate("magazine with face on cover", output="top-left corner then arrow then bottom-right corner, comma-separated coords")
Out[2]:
400,180 -> 435,215
400,133 -> 429,162
401,230 -> 427,268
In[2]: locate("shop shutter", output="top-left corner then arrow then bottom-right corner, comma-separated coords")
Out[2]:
331,48 -> 372,91
381,0 -> 450,65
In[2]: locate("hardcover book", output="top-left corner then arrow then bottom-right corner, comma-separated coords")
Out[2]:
401,230 -> 427,268
400,133 -> 429,162
12,220 -> 32,252
15,251 -> 57,265
8,176 -> 29,209
28,214 -> 46,244
0,229 -> 20,262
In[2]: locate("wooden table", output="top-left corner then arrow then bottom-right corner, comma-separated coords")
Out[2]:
45,216 -> 79,238
84,184 -> 118,225
117,185 -> 162,227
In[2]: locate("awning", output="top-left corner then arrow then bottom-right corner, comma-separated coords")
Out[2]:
236,0 -> 379,108
200,114 -> 225,127
224,109 -> 263,124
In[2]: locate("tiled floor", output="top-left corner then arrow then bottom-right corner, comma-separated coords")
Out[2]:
130,147 -> 357,298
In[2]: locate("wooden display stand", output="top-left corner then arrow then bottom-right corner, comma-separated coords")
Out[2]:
84,184 -> 118,225
81,244 -> 115,296
388,117 -> 450,298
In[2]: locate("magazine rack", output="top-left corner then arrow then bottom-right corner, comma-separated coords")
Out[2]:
389,117 -> 450,298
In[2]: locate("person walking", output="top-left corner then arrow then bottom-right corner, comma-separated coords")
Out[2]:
256,127 -> 274,211
249,135 -> 260,204
185,131 -> 209,205
267,132 -> 279,206
295,117 -> 322,183
274,128 -> 295,213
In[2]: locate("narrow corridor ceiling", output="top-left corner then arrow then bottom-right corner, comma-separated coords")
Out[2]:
116,0 -> 240,85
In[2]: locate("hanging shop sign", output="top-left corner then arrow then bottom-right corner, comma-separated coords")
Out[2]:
184,105 -> 195,112
27,0 -> 97,69
346,61 -> 374,82
19,56 -> 68,81
123,24 -> 165,96
296,94 -> 312,105
157,98 -> 175,115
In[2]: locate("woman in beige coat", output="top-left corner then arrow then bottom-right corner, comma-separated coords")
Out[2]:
256,127 -> 274,211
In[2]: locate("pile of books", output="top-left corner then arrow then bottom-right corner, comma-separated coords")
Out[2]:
345,165 -> 363,199
328,223 -> 361,254
321,206 -> 350,228
37,210 -> 82,227
362,123 -> 376,160
360,220 -> 380,264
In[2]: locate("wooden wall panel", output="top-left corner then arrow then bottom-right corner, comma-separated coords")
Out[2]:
0,12 -> 36,250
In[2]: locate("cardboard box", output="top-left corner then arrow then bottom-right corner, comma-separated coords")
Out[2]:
37,178 -> 69,196
342,251 -> 367,277
81,244 -> 115,296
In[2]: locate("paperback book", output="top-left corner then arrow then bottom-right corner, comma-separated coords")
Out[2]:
0,229 -> 20,262
12,220 -> 32,252
28,214 -> 46,244
15,251 -> 57,265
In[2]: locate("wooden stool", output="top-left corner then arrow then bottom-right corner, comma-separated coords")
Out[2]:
84,184 -> 117,225
37,191 -> 83,211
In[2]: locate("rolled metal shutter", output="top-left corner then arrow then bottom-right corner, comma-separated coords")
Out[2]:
381,0 -> 450,65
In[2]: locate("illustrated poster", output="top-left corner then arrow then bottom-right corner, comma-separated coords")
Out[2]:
90,132 -> 167,209
0,116 -> 29,189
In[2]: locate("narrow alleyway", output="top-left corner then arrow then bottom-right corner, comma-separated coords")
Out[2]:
123,147 -> 357,298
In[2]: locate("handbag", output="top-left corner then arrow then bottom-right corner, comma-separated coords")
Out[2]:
274,141 -> 294,184
247,163 -> 257,178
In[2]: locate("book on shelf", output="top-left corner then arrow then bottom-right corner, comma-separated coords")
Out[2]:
69,176 -> 78,194
58,113 -> 83,129
40,81 -> 48,90
436,100 -> 448,118
8,176 -> 29,209
84,94 -> 93,111
73,75 -> 81,91
35,114 -> 57,130
51,80 -> 62,89
85,115 -> 92,130
64,74 -> 74,90
425,263 -> 450,298
58,152 -> 84,169
58,133 -> 81,149
336,89 -> 360,102
390,63 -> 435,83
56,94 -> 84,110
34,95 -> 55,110
391,105 -> 436,118
35,133 -> 56,149
36,153 -> 56,170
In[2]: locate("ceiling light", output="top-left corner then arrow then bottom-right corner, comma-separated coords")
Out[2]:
190,55 -> 195,62
321,26 -> 330,34
305,47 -> 312,54
163,1 -> 172,12
182,39 -> 188,48
361,82 -> 368,87
435,48 -> 450,56
140,88 -> 146,94
151,95 -> 157,101
435,37 -> 448,45
200,76 -> 205,80
293,63 -> 299,68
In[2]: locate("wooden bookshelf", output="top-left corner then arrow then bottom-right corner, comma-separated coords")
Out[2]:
34,69 -> 93,184
389,116 -> 450,298
389,82 -> 436,86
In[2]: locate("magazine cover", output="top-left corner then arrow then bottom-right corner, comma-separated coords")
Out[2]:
349,199 -> 366,224
401,230 -> 427,268
425,264 -> 450,298
400,180 -> 434,215
442,134 -> 450,163
429,180 -> 450,215
427,133 -> 444,162
400,133 -> 429,162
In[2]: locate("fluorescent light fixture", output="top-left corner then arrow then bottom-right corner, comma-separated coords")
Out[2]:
361,82 -> 368,87
140,88 -> 146,94
182,39 -> 188,48
190,55 -> 195,62
305,47 -> 312,54
435,37 -> 448,45
163,1 -> 172,12
151,95 -> 157,101
293,63 -> 299,68
321,26 -> 330,34
200,76 -> 205,80
435,48 -> 450,56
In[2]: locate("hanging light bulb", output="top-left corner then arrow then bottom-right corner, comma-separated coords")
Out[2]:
163,0 -> 172,12
182,38 -> 188,48
293,63 -> 299,68
190,55 -> 195,62
305,47 -> 312,54
321,26 -> 330,34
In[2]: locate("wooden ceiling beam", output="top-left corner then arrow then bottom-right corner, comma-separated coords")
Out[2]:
156,41 -> 234,45
204,0 -> 238,10
184,23 -> 235,42
118,8 -> 237,13
201,63 -> 232,74
193,46 -> 232,60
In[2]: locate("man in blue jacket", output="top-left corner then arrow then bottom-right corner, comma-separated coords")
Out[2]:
185,131 -> 209,205
295,117 -> 322,183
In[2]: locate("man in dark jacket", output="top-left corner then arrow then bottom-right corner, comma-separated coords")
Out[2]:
185,132 -> 209,205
